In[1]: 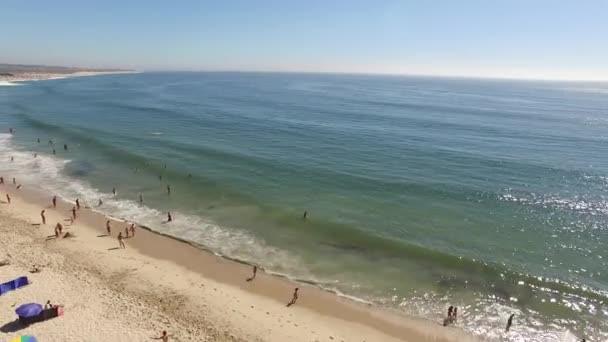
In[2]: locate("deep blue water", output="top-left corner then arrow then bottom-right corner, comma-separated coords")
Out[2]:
1,72 -> 608,340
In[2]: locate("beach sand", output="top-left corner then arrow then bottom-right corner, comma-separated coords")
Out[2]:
0,184 -> 480,341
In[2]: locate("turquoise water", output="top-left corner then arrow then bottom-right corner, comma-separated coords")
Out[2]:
1,73 -> 608,340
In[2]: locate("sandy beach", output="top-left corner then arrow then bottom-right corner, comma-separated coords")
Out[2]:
0,182 -> 480,341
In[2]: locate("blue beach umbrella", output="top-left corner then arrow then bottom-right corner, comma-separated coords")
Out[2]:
15,303 -> 43,318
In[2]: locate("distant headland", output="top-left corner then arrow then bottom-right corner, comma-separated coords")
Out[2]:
0,63 -> 135,85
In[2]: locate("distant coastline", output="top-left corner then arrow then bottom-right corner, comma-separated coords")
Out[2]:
0,63 -> 135,85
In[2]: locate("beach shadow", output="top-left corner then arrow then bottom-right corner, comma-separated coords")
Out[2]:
107,247 -> 120,251
0,319 -> 26,333
63,219 -> 72,222
31,223 -> 41,226
97,234 -> 108,237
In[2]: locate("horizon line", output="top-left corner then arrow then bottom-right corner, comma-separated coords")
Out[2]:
2,61 -> 607,83
139,68 -> 608,83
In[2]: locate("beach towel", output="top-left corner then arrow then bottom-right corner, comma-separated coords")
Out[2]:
0,276 -> 30,296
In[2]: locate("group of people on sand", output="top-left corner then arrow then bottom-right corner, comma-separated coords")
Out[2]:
246,265 -> 300,307
114,222 -> 136,249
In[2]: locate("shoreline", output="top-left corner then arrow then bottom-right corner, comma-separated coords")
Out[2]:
0,70 -> 137,85
0,180 -> 479,341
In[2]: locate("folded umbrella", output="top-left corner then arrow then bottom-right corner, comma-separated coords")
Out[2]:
15,303 -> 43,318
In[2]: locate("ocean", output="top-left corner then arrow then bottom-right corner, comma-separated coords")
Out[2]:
1,72 -> 607,341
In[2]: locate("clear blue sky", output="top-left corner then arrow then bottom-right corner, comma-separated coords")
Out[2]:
2,0 -> 607,80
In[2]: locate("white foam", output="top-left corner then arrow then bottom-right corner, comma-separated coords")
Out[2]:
0,133 -> 302,274
0,81 -> 20,86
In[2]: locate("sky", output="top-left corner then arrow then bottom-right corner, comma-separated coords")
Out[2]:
1,0 -> 607,81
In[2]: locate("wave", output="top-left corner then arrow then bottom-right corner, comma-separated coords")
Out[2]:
3,130 -> 607,306
0,133 -> 302,272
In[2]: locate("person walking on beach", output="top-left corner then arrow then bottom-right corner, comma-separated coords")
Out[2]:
452,307 -> 458,322
154,330 -> 172,341
167,212 -> 172,222
247,265 -> 257,281
106,220 -> 112,236
506,314 -> 515,332
75,199 -> 80,210
10,156 -> 14,162
71,206 -> 77,220
98,199 -> 103,206
41,210 -> 46,225
129,223 -> 135,237
447,306 -> 453,320
52,195 -> 57,208
12,177 -> 16,185
287,288 -> 299,307
6,194 -> 11,204
124,226 -> 129,238
0,177 -> 4,185
55,223 -> 63,236
118,232 -> 126,249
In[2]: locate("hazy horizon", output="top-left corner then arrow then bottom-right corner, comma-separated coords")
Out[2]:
2,1 -> 607,82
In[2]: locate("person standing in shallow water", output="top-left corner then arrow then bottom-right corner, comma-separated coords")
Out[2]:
64,144 -> 68,151
52,195 -> 57,208
167,212 -> 172,222
506,314 -> 515,332
41,210 -> 46,225
303,211 -> 308,220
